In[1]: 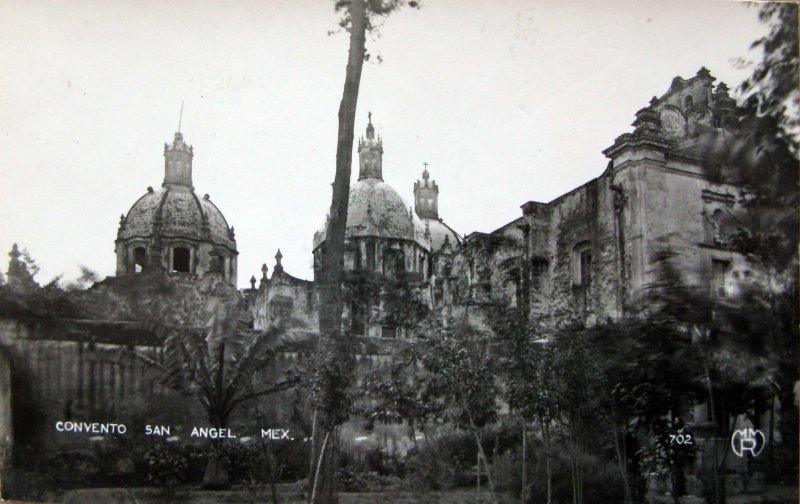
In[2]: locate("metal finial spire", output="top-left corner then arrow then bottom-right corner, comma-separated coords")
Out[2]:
178,101 -> 184,133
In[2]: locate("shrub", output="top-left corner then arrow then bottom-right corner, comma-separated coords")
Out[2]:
337,468 -> 403,492
142,443 -> 188,487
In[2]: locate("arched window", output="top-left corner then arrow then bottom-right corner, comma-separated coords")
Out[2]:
172,247 -> 191,273
683,95 -> 694,113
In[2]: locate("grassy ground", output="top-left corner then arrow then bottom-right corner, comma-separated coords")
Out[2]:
60,487 -> 509,504
53,484 -> 799,504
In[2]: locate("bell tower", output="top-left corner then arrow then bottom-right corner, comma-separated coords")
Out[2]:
358,112 -> 383,181
414,162 -> 439,219
163,132 -> 194,189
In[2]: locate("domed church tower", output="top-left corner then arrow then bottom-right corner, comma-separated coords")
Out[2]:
414,164 -> 460,254
414,163 -> 438,219
115,132 -> 238,286
313,114 -> 431,337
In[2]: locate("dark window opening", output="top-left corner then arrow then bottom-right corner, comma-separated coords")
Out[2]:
366,240 -> 376,270
172,247 -> 191,273
573,243 -> 592,287
133,247 -> 147,273
381,326 -> 397,339
354,244 -> 362,269
351,301 -> 366,336
579,250 -> 592,287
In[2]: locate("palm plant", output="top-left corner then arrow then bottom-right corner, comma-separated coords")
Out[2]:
137,276 -> 303,488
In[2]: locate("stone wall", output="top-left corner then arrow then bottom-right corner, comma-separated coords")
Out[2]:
0,317 -> 400,453
0,319 -> 200,449
0,344 -> 11,484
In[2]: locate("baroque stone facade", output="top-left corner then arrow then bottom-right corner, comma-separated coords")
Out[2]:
443,68 -> 749,330
245,68 -> 750,340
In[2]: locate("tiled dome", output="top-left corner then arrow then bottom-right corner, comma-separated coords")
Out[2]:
314,178 -> 423,248
119,186 -> 235,249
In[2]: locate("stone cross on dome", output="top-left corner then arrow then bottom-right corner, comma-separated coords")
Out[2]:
423,162 -> 429,179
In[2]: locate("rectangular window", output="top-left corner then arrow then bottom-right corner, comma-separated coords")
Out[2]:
133,247 -> 147,273
505,277 -> 521,308
172,247 -> 191,273
381,326 -> 397,339
354,245 -> 362,269
712,259 -> 729,298
366,241 -> 375,270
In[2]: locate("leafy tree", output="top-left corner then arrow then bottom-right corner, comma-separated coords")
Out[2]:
692,4 -> 799,498
739,3 -> 799,154
636,252 -> 784,504
416,318 -> 501,504
692,4 -> 798,283
489,306 -> 556,504
360,341 -> 444,446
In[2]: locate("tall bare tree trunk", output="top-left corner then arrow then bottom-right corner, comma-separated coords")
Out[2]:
310,431 -> 331,504
521,420 -> 527,504
542,420 -> 552,504
310,1 -> 367,503
614,429 -> 633,504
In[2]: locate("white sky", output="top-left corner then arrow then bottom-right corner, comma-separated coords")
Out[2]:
0,0 -> 767,287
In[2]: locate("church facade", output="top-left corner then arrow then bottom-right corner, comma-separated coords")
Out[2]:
244,68 -> 751,339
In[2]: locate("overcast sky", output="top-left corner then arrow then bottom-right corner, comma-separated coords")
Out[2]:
0,0 -> 768,287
